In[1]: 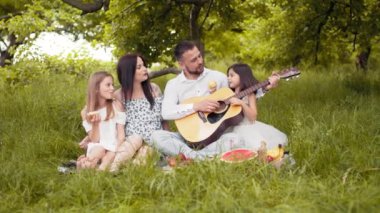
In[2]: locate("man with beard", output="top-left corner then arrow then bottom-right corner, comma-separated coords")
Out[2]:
149,40 -> 279,160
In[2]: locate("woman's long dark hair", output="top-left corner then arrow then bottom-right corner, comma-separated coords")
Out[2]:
117,54 -> 155,109
227,63 -> 259,92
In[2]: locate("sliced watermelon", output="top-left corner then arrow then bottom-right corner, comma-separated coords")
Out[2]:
220,149 -> 256,163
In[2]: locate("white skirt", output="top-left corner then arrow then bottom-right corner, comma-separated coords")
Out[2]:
232,120 -> 288,150
86,142 -> 116,156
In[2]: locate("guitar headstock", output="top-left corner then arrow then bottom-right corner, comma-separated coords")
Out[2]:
278,67 -> 300,81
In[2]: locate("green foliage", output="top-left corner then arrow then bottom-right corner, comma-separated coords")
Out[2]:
0,54 -> 114,86
232,0 -> 380,68
103,0 -> 250,64
98,0 -> 380,68
5,3 -> 49,40
2,0 -> 380,69
104,0 -> 187,63
1,66 -> 379,212
0,0 -> 105,66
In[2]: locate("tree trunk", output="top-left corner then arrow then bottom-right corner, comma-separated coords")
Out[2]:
292,55 -> 302,67
189,4 -> 202,41
0,51 -> 12,67
62,0 -> 108,14
0,34 -> 20,67
188,1 -> 208,57
314,1 -> 335,64
355,46 -> 371,72
149,67 -> 181,79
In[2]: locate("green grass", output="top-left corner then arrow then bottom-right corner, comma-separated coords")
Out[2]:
0,69 -> 379,212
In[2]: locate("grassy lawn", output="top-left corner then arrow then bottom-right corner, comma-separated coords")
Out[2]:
0,69 -> 379,212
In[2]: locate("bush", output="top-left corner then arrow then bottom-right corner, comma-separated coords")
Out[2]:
0,54 -> 114,86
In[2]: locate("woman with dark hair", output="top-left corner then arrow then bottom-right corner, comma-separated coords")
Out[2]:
116,54 -> 156,110
77,54 -> 168,169
114,53 -> 169,162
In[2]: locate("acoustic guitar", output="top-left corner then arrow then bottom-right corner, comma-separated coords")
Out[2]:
175,68 -> 300,149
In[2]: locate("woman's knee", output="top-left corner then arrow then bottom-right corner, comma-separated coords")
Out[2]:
128,135 -> 143,149
118,135 -> 142,152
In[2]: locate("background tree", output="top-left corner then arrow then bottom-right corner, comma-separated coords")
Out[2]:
234,0 -> 380,69
1,0 -> 33,66
0,0 -> 105,67
2,0 -> 379,70
62,0 -> 379,69
63,0 -> 252,65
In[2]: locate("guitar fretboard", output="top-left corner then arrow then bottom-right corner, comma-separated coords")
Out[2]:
224,80 -> 270,104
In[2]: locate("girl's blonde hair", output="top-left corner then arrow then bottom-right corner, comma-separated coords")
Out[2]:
86,71 -> 114,121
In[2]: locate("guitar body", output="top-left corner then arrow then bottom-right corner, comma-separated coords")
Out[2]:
174,67 -> 300,149
175,87 -> 243,149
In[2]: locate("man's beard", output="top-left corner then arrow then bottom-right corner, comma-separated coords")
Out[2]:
186,65 -> 204,75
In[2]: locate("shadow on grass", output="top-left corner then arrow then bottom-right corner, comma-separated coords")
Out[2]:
343,74 -> 380,95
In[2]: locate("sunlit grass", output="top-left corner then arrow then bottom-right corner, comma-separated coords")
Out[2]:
0,68 -> 379,212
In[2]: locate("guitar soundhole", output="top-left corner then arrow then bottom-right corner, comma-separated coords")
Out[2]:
215,101 -> 227,113
207,104 -> 229,124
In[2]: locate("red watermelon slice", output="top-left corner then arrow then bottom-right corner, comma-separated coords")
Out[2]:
220,149 -> 257,163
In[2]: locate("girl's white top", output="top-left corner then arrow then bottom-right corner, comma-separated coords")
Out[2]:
82,106 -> 126,152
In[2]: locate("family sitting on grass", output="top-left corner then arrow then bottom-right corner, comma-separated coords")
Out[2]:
70,40 -> 288,172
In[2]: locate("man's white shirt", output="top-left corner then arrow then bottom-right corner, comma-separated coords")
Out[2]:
161,67 -> 264,120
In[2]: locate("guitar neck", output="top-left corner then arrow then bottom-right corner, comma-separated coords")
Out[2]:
225,80 -> 270,104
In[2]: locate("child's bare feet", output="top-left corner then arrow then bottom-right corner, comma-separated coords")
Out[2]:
76,155 -> 99,169
79,137 -> 90,150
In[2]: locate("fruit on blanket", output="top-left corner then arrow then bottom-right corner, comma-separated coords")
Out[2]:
167,157 -> 177,167
257,141 -> 268,162
266,144 -> 284,162
220,149 -> 256,163
167,153 -> 190,167
266,155 -> 274,162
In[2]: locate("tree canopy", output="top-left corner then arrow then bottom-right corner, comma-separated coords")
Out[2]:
1,0 -> 379,69
0,0 -> 104,66
235,0 -> 380,69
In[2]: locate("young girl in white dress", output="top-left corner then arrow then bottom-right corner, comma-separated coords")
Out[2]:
227,63 -> 288,150
77,71 -> 142,171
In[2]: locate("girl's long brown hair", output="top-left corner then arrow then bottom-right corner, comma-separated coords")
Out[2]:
227,63 -> 259,92
86,71 -> 114,121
